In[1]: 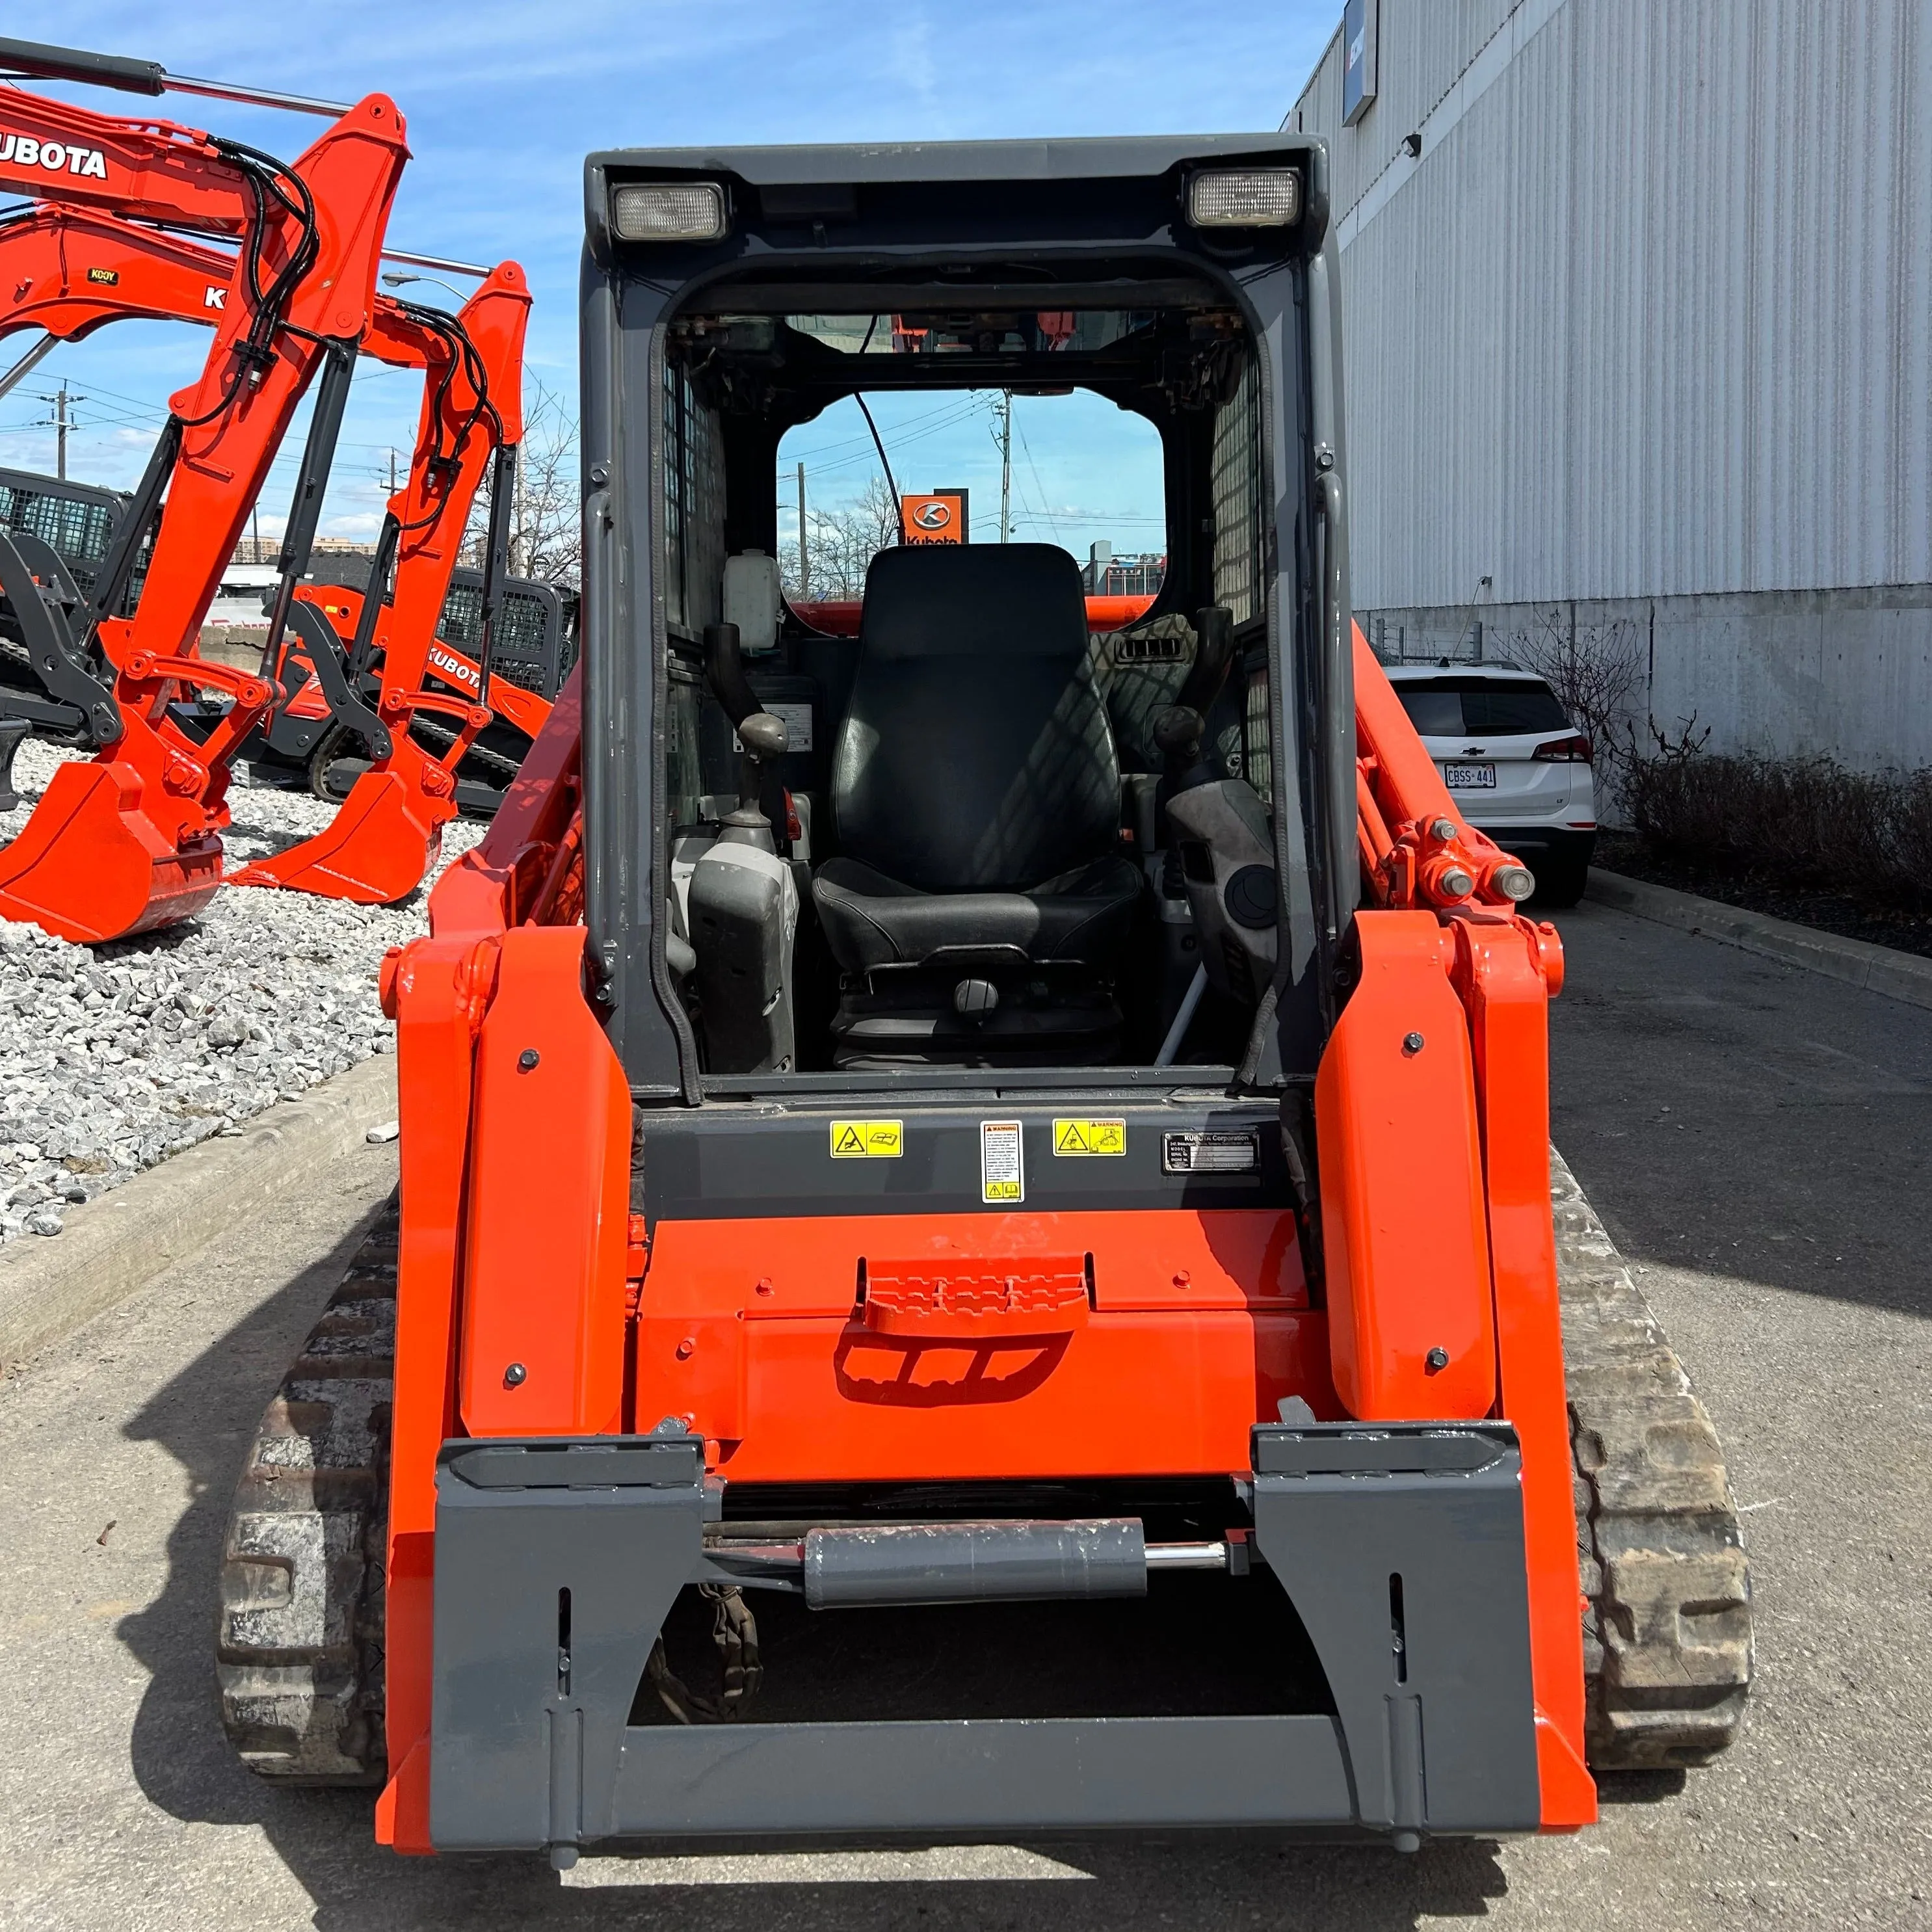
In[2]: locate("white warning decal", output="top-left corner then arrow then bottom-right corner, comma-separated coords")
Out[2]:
979,1119 -> 1024,1205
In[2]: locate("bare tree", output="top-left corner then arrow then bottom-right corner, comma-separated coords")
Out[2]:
1502,603 -> 1646,804
462,378 -> 581,586
780,474 -> 902,598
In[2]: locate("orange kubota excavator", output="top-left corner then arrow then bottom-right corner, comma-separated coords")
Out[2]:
0,194 -> 533,905
218,135 -> 1751,1862
0,36 -> 408,942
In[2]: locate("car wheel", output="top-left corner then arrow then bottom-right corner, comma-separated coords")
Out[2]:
1529,851 -> 1589,909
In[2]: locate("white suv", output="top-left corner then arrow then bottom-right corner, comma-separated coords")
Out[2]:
1383,664 -> 1596,906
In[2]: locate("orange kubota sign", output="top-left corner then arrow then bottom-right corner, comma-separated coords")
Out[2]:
0,67 -> 409,943
900,492 -> 965,544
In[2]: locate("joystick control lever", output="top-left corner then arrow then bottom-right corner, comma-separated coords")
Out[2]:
704,620 -> 788,849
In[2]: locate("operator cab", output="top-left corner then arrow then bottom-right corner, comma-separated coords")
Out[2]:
581,138 -> 1352,1097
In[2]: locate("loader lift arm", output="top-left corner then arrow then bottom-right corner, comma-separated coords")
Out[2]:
0,56 -> 409,942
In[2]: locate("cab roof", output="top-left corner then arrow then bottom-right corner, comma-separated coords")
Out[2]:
587,131 -> 1309,188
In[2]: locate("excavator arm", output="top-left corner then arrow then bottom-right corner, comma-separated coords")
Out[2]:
0,203 -> 238,357
235,265 -> 533,902
0,59 -> 410,942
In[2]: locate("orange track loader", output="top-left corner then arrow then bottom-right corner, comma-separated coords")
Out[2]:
0,36 -> 409,942
217,136 -> 1751,1859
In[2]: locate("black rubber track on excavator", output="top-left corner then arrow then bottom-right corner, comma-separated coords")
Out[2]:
217,1172 -> 1753,1786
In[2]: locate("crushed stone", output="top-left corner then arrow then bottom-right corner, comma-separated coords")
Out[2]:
0,739 -> 486,1245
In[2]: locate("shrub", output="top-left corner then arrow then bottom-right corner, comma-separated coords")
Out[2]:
1626,728 -> 1932,913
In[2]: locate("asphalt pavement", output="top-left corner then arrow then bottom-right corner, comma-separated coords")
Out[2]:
0,900 -> 1926,1930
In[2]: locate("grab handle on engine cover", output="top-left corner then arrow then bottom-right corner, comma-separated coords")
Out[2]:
860,1260 -> 1091,1340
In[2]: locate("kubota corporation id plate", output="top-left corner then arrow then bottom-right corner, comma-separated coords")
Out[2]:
980,1120 -> 1024,1203
1052,1117 -> 1126,1156
829,1119 -> 902,1158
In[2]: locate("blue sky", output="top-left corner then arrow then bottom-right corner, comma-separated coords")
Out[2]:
2,1 -> 1336,555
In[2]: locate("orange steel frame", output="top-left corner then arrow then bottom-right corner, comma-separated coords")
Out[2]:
0,204 -> 529,905
0,80 -> 408,942
369,622 -> 1596,1849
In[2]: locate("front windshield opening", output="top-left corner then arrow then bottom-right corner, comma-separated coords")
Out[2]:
657,301 -> 1277,1087
774,384 -> 1165,602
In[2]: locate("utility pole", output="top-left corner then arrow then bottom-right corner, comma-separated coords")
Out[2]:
38,385 -> 82,481
388,447 -> 399,494
998,391 -> 1012,544
796,460 -> 810,598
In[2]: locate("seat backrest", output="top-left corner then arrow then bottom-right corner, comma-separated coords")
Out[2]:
831,544 -> 1120,892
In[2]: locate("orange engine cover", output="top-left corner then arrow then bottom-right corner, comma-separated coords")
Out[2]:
634,1208 -> 1336,1481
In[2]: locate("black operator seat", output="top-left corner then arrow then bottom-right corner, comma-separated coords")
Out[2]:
811,544 -> 1141,972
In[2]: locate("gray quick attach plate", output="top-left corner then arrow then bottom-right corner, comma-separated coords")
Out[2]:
428,1421 -> 1540,1854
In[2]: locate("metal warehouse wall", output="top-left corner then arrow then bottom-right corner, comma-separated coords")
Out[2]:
1291,0 -> 1932,615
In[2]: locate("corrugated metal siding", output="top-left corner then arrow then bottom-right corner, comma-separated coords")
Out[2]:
1293,0 -> 1932,609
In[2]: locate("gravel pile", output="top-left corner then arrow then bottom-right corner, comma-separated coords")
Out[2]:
0,739 -> 486,1246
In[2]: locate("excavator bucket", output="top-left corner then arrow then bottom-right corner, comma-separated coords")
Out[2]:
230,767 -> 445,904
0,755 -> 222,941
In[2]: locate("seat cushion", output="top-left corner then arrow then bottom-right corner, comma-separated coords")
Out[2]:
812,853 -> 1142,973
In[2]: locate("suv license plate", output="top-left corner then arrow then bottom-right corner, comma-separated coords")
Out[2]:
1444,761 -> 1496,788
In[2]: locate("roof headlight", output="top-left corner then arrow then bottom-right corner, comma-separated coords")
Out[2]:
610,181 -> 728,243
1187,168 -> 1302,229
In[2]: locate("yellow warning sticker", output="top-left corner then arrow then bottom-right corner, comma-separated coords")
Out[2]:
1052,1117 -> 1127,1157
829,1119 -> 903,1158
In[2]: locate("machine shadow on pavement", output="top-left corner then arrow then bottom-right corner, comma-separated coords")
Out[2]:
1548,906 -> 1932,1323
110,1202 -> 1512,1930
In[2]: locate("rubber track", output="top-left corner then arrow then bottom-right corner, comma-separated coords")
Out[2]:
409,713 -> 524,782
215,1167 -> 1753,1786
1552,1149 -> 1754,1769
217,1198 -> 397,1784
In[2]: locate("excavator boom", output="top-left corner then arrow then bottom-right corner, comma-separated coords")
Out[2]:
0,201 -> 535,906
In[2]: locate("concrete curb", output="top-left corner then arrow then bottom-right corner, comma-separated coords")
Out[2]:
1585,867 -> 1932,1011
0,1051 -> 399,1366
